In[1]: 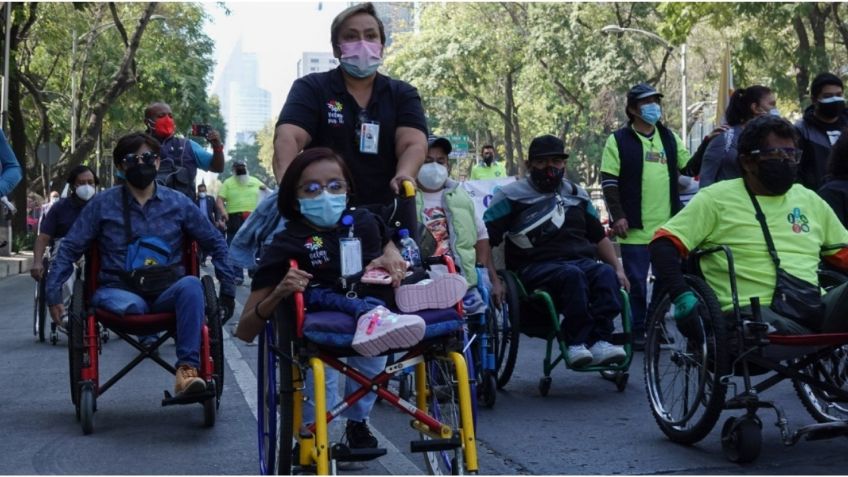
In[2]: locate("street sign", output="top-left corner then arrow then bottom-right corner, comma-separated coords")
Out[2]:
445,134 -> 469,160
36,142 -> 61,166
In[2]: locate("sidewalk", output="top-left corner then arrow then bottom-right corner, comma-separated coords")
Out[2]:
0,251 -> 33,281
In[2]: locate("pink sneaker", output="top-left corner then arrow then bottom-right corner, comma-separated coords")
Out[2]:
395,274 -> 468,313
352,306 -> 426,357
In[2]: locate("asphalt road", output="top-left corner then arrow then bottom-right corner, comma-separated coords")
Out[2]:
2,270 -> 847,475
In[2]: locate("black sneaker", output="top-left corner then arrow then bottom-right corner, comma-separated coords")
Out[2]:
345,420 -> 378,449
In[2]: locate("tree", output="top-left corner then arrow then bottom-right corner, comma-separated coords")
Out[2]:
218,140 -> 274,187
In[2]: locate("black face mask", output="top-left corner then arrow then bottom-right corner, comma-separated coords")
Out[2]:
125,164 -> 157,189
816,100 -> 845,120
235,167 -> 247,176
756,159 -> 796,195
483,154 -> 493,165
529,166 -> 564,193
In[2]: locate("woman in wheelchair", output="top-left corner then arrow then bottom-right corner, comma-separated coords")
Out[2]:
483,135 -> 629,368
236,147 -> 466,449
46,132 -> 237,397
650,114 -> 848,338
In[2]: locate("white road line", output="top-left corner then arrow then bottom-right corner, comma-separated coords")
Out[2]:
224,300 -> 421,475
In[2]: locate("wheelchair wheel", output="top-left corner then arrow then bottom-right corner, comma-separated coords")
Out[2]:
494,271 -> 521,389
204,382 -> 217,427
275,309 -> 295,475
34,275 -> 47,342
202,275 -> 224,404
644,275 -> 730,445
793,345 -> 848,423
258,321 -> 280,475
720,415 -> 762,463
80,382 -> 95,435
422,357 -> 465,475
68,280 -> 85,410
479,371 -> 497,408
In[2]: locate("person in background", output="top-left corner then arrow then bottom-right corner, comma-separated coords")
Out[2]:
469,144 -> 507,180
217,159 -> 267,285
0,129 -> 21,199
818,129 -> 848,228
700,85 -> 777,188
796,73 -> 848,190
196,182 -> 226,264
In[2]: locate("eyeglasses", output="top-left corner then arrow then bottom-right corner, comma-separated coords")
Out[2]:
120,152 -> 159,166
297,179 -> 348,197
750,147 -> 802,164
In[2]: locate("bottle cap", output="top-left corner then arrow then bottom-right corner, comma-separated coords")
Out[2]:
399,228 -> 409,238
342,215 -> 354,227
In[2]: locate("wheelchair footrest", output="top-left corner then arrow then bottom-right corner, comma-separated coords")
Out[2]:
409,437 -> 461,453
161,389 -> 216,406
797,421 -> 848,442
330,443 -> 387,462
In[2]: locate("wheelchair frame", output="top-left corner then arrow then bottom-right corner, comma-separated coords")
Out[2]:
644,245 -> 848,463
257,257 -> 479,475
495,269 -> 634,396
67,241 -> 224,434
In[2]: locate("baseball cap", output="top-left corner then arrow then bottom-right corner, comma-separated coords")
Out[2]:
427,136 -> 452,155
528,135 -> 569,159
627,83 -> 664,101
232,159 -> 246,167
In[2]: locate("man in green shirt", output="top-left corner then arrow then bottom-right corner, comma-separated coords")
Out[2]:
469,144 -> 507,180
600,83 -> 694,348
216,159 -> 267,284
651,114 -> 848,337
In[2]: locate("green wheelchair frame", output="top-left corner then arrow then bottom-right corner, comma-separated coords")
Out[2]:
497,270 -> 634,395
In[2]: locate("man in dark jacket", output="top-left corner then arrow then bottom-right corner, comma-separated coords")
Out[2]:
196,182 -> 225,264
796,73 -> 848,190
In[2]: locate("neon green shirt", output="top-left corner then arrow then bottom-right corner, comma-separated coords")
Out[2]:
218,175 -> 264,213
659,179 -> 848,311
470,161 -> 507,180
600,126 -> 691,244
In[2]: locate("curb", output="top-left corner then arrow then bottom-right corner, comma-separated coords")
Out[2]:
0,252 -> 33,281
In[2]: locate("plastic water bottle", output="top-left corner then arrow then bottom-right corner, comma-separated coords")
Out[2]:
398,228 -> 421,268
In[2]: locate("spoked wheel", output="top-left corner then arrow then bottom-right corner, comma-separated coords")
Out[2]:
202,275 -> 225,405
720,415 -> 762,463
793,345 -> 848,422
258,321 -> 280,475
494,271 -> 520,389
275,310 -> 295,475
80,382 -> 96,435
479,372 -> 497,408
422,357 -> 466,475
68,281 -> 85,412
644,275 -> 730,445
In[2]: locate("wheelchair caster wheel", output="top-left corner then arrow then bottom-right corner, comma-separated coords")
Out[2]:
539,377 -> 552,397
80,384 -> 95,435
480,372 -> 497,408
203,382 -> 217,427
721,416 -> 762,463
615,372 -> 628,392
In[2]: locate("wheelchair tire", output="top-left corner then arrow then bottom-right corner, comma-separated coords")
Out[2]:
34,274 -> 47,343
275,308 -> 295,475
204,382 -> 217,428
720,416 -> 762,463
422,357 -> 465,475
258,322 -> 280,475
495,271 -> 521,389
479,372 -> 497,408
793,345 -> 848,423
644,275 -> 730,445
202,275 -> 224,404
68,280 -> 85,409
80,383 -> 95,435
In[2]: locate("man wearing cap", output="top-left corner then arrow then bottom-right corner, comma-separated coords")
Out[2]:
417,136 -> 505,310
485,134 -> 628,368
795,72 -> 848,189
217,159 -> 267,284
470,144 -> 507,180
600,83 -> 693,349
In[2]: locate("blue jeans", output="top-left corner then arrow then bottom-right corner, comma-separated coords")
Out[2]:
91,276 -> 204,368
619,244 -> 652,333
304,287 -> 385,318
520,258 -> 621,345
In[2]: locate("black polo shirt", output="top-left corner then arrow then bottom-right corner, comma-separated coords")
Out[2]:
277,67 -> 428,206
39,197 -> 86,239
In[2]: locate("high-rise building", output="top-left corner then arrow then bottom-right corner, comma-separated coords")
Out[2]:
373,2 -> 416,46
212,38 -> 273,150
297,52 -> 338,78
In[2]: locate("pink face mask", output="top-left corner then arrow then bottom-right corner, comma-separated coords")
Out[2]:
339,40 -> 383,78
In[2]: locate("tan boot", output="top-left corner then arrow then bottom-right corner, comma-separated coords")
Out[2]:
175,365 -> 206,395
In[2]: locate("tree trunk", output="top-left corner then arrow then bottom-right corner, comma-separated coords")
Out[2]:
792,14 -> 812,106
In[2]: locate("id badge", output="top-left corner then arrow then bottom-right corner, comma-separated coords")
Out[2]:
340,238 -> 363,277
360,122 -> 380,154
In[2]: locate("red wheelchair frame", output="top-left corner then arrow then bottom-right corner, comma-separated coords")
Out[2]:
68,240 -> 223,434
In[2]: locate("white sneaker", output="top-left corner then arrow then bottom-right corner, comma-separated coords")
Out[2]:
395,274 -> 468,313
588,340 -> 627,366
566,344 -> 593,368
351,306 -> 426,357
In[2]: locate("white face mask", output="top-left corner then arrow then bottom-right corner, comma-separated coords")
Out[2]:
198,192 -> 207,199
75,184 -> 96,202
417,162 -> 449,190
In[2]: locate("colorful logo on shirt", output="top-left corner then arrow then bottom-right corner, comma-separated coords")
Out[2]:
327,100 -> 344,126
305,235 -> 324,251
645,151 -> 667,164
787,207 -> 810,234
304,235 -> 330,267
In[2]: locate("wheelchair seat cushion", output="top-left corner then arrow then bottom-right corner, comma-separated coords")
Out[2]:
95,308 -> 176,336
303,308 -> 463,349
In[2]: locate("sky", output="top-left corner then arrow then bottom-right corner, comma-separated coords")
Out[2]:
203,1 -> 349,116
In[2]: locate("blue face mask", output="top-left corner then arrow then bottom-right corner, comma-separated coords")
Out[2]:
298,191 -> 347,228
115,170 -> 126,180
639,103 -> 662,125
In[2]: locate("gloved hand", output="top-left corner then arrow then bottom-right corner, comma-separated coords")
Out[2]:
220,293 -> 235,324
672,291 -> 702,341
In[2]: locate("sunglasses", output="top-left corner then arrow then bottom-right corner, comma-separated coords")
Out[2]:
120,152 -> 159,166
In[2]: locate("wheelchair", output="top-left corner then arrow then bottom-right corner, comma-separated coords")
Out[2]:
644,245 -> 848,463
494,269 -> 634,396
67,240 -> 224,434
